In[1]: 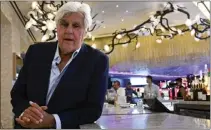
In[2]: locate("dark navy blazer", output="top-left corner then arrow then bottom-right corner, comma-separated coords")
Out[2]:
11,41 -> 109,128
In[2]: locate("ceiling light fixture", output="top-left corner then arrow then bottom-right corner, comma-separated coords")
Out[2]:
135,42 -> 141,48
24,1 -> 104,42
116,34 -> 122,39
156,39 -> 162,44
104,45 -> 110,52
103,2 -> 210,54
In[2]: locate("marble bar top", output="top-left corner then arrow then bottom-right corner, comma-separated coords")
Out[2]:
80,113 -> 210,129
158,99 -> 210,105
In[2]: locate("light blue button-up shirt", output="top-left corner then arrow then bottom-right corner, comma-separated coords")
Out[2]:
47,44 -> 81,129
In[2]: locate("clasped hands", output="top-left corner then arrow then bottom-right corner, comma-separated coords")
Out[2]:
15,101 -> 55,128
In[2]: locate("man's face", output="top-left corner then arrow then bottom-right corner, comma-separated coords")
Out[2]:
176,81 -> 181,86
146,78 -> 151,84
113,82 -> 120,90
127,85 -> 131,89
57,12 -> 86,54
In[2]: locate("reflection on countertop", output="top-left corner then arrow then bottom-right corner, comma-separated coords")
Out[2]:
80,103 -> 210,129
102,104 -> 152,115
95,113 -> 210,129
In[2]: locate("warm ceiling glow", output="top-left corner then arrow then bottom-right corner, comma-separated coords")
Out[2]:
194,37 -> 200,42
156,39 -> 162,44
104,45 -> 110,52
160,27 -> 166,32
31,2 -> 39,10
41,35 -> 49,42
91,36 -> 95,41
91,43 -> 97,49
136,42 -> 141,48
116,34 -> 122,39
185,19 -> 192,26
177,29 -> 182,35
191,29 -> 195,36
122,43 -> 128,47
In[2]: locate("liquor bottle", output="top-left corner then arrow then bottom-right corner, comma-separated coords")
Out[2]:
202,74 -> 205,83
197,83 -> 202,100
194,84 -> 199,101
190,81 -> 195,101
190,85 -> 193,100
202,84 -> 207,101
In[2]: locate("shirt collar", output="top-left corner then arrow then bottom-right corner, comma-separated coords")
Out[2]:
53,43 -> 81,63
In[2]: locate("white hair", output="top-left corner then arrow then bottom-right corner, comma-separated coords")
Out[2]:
55,2 -> 92,30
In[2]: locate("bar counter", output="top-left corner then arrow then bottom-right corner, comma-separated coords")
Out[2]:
173,100 -> 210,119
80,104 -> 210,129
160,99 -> 210,105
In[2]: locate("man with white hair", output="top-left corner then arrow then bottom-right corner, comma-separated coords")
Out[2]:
11,2 -> 109,129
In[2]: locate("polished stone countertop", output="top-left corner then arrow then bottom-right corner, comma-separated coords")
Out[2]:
80,104 -> 210,129
81,113 -> 210,129
158,99 -> 210,105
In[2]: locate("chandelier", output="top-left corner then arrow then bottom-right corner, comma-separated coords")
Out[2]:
24,1 -> 210,55
24,1 -> 103,42
102,1 -> 210,54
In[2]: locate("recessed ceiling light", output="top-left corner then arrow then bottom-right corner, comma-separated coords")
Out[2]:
116,5 -> 119,8
103,26 -> 106,28
121,19 -> 124,22
102,10 -> 105,13
126,10 -> 128,13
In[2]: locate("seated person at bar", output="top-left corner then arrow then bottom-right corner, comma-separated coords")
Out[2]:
176,78 -> 186,99
143,75 -> 160,99
107,80 -> 125,104
125,82 -> 138,103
